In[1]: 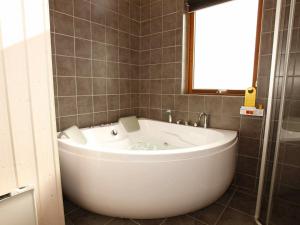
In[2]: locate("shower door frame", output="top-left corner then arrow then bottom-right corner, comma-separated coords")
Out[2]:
254,0 -> 297,224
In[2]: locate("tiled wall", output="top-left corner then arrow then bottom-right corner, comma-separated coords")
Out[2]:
263,0 -> 300,222
50,0 -> 141,131
49,0 -> 283,195
136,0 -> 276,194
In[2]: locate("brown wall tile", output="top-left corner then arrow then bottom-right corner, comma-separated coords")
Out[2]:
74,0 -> 91,20
56,56 -> 75,76
77,78 -> 92,95
77,96 -> 93,114
57,77 -> 76,96
55,34 -> 74,56
75,18 -> 91,39
93,95 -> 107,112
50,0 -> 290,200
54,0 -> 73,15
54,12 -> 74,35
76,58 -> 91,77
59,97 -> 77,116
75,38 -> 92,58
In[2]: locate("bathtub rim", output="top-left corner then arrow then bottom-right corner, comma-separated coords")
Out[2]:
58,119 -> 238,161
59,138 -> 238,163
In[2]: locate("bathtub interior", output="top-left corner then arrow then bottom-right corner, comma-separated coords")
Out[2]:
59,118 -> 238,218
60,119 -> 237,152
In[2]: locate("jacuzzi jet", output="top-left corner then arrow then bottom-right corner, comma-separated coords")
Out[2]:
111,129 -> 118,136
164,142 -> 168,146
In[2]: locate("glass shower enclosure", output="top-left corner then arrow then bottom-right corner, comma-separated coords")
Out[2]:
255,0 -> 300,224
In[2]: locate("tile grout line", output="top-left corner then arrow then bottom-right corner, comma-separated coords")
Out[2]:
64,205 -> 79,217
53,49 -> 185,67
227,206 -> 256,218
214,188 -> 238,225
117,8 -> 121,121
89,0 -> 95,127
104,218 -> 115,225
50,6 -> 142,25
130,219 -> 140,225
159,218 -> 167,225
71,0 -> 79,127
186,214 -> 210,225
52,9 -> 61,131
103,10 -> 109,124
159,4 -> 163,121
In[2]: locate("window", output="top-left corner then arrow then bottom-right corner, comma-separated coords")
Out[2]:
188,0 -> 263,95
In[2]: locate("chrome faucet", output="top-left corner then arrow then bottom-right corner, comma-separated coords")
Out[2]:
57,131 -> 69,139
176,120 -> 182,124
166,109 -> 172,123
177,120 -> 190,126
194,112 -> 209,128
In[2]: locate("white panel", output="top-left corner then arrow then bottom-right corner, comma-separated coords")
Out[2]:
0,188 -> 37,225
0,0 -> 38,188
23,0 -> 64,224
0,26 -> 17,196
0,0 -> 64,224
0,1 -> 24,48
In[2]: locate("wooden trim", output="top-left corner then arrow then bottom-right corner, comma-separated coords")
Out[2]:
188,0 -> 233,12
252,0 -> 263,88
187,12 -> 195,94
187,0 -> 263,95
190,89 -> 245,96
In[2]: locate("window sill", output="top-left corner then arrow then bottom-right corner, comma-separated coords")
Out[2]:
188,89 -> 245,96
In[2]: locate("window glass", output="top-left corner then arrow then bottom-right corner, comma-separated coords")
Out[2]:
193,0 -> 259,91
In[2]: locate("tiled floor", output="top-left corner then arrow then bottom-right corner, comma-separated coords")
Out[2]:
64,188 -> 258,225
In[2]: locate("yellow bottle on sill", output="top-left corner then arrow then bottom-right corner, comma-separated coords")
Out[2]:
244,87 -> 256,107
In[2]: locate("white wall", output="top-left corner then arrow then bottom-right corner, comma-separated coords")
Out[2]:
0,0 -> 65,224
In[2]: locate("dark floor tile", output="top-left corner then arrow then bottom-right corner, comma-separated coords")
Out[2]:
63,198 -> 78,215
236,156 -> 259,177
216,208 -> 256,225
162,215 -> 206,225
234,173 -> 257,193
189,203 -> 225,225
216,188 -> 236,206
107,218 -> 138,225
229,191 -> 257,216
68,208 -> 113,225
133,218 -> 165,225
65,217 -> 74,225
270,199 -> 300,225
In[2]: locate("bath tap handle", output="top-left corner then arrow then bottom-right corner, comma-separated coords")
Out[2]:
58,131 -> 69,139
165,109 -> 172,123
176,120 -> 182,124
196,112 -> 209,128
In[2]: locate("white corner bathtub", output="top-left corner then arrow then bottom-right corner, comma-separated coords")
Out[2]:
58,119 -> 238,219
